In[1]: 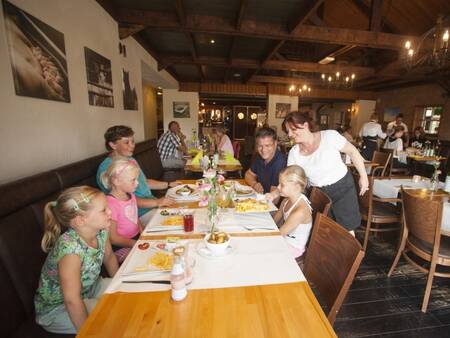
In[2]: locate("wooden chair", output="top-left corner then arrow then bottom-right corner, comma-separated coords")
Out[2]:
304,213 -> 365,325
310,187 -> 332,220
352,172 -> 402,251
380,148 -> 409,177
371,150 -> 392,177
388,188 -> 450,312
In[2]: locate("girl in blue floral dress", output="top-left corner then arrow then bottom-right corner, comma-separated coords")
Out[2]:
34,186 -> 118,334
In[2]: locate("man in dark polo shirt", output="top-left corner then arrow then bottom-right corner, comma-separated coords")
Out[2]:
245,127 -> 287,195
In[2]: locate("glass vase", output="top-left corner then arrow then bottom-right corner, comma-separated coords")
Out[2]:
207,197 -> 218,233
430,170 -> 440,192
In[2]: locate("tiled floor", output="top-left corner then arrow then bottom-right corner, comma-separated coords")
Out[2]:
332,232 -> 450,338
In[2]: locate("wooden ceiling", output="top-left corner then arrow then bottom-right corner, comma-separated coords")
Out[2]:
98,0 -> 450,93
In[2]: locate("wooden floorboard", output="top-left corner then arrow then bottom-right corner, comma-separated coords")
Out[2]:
330,231 -> 450,338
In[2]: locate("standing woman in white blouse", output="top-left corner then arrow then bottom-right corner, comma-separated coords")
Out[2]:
268,111 -> 369,232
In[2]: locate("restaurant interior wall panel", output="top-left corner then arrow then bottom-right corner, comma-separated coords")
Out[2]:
267,94 -> 299,136
0,0 -> 177,184
142,81 -> 158,140
162,89 -> 199,139
375,83 -> 450,140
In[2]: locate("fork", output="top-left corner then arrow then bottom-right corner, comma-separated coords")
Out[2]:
239,225 -> 275,231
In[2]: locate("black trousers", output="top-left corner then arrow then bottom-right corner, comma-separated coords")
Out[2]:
318,170 -> 361,231
361,136 -> 377,161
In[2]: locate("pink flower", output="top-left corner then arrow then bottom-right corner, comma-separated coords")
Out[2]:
217,175 -> 225,183
199,183 -> 212,192
198,196 -> 209,207
203,169 -> 217,179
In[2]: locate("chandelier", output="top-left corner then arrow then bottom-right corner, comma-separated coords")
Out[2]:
402,16 -> 449,70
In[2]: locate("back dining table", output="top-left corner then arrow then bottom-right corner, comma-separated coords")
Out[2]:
77,180 -> 337,338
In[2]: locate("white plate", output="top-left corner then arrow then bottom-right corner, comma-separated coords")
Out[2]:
196,242 -> 236,259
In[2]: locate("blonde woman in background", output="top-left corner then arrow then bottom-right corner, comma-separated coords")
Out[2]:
212,126 -> 234,155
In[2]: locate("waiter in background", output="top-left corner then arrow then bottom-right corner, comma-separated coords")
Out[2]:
359,113 -> 387,160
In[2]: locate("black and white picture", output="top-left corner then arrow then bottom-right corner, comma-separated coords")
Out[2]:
275,103 -> 291,119
122,69 -> 138,110
2,0 -> 70,102
84,47 -> 114,107
173,101 -> 190,118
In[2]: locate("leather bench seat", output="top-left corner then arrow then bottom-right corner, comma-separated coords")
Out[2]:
0,139 -> 184,338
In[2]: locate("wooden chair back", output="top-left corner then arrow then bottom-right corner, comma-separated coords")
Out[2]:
232,140 -> 241,159
310,187 -> 332,220
352,171 -> 374,213
371,150 -> 392,176
401,188 -> 443,246
380,148 -> 395,176
304,213 -> 365,325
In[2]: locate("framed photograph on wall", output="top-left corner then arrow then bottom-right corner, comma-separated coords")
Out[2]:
2,0 -> 70,102
84,47 -> 114,107
122,68 -> 138,110
275,103 -> 291,119
173,101 -> 190,118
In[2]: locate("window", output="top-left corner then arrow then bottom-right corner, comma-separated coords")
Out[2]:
421,106 -> 442,134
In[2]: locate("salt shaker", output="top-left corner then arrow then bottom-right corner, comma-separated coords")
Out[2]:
170,250 -> 187,301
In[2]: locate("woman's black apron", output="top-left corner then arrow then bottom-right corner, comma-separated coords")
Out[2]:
361,135 -> 377,160
318,170 -> 361,231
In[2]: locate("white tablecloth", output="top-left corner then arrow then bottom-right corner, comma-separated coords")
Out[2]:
373,178 -> 450,233
144,208 -> 279,235
105,236 -> 305,294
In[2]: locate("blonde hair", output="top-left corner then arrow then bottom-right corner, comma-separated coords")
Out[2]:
100,156 -> 139,190
279,165 -> 308,192
42,186 -> 101,252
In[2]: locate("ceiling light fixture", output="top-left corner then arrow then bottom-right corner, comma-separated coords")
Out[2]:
318,56 -> 335,64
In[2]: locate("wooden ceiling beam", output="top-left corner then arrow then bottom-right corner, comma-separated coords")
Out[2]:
161,55 -> 376,76
175,0 -> 187,26
179,82 -> 376,100
134,34 -> 179,81
251,75 -> 324,86
236,0 -> 248,30
349,0 -> 399,33
116,9 -> 419,50
369,0 -> 383,32
288,0 -> 325,33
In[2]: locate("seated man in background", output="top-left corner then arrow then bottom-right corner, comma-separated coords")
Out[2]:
96,125 -> 176,223
157,121 -> 187,169
245,127 -> 286,196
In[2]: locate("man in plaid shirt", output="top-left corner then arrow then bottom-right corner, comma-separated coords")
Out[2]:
157,121 -> 187,168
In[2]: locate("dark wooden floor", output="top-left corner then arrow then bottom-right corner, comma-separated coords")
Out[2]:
332,231 -> 450,338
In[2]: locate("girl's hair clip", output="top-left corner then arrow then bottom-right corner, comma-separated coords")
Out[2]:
50,201 -> 58,207
80,193 -> 91,204
68,198 -> 80,212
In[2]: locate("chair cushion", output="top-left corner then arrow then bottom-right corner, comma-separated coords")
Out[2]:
371,200 -> 400,221
409,235 -> 450,259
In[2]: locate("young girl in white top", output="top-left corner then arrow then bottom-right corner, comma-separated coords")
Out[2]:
35,186 -> 118,334
273,165 -> 312,258
100,156 -> 143,263
383,126 -> 406,168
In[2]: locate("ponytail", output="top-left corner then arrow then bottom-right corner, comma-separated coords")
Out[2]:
41,202 -> 61,252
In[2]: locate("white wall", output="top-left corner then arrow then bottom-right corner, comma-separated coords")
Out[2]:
351,100 -> 377,136
162,89 -> 199,138
267,94 -> 299,135
0,0 -> 177,183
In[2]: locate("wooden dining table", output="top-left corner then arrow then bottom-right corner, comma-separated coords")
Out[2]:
373,176 -> 450,236
77,180 -> 337,338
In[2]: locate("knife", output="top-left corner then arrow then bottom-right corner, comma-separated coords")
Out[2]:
122,280 -> 171,284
